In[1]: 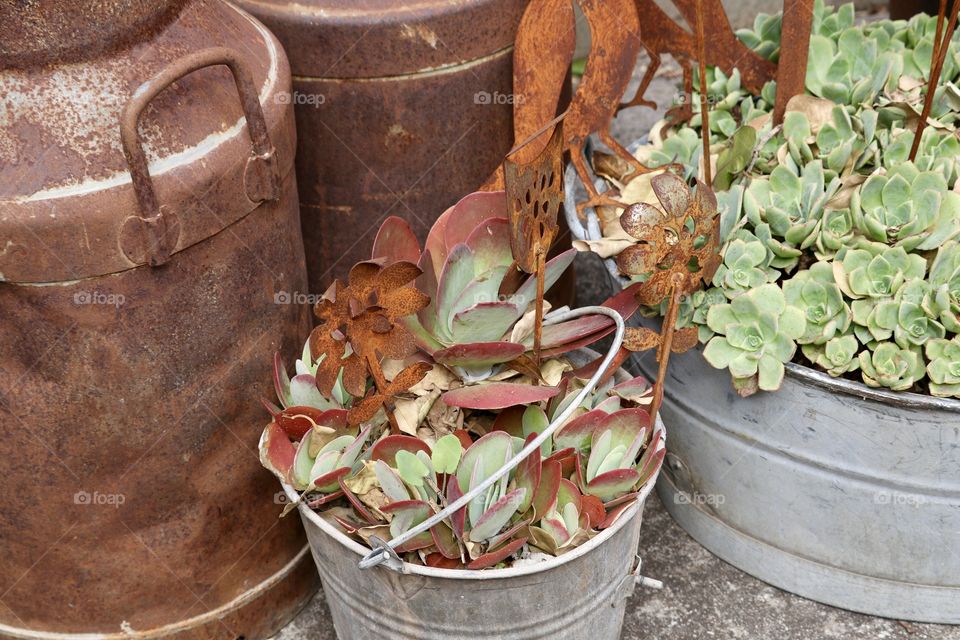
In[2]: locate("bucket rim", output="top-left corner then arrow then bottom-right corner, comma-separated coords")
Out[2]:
284,413 -> 664,580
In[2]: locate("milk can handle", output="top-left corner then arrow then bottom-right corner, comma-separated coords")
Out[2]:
358,305 -> 627,571
119,47 -> 280,266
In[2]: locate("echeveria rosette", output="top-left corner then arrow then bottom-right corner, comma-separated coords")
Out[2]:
851,163 -> 960,252
802,334 -> 861,377
742,160 -> 841,270
805,28 -> 898,105
855,280 -> 946,348
703,284 -> 807,392
783,262 -> 851,344
927,241 -> 960,332
834,245 -> 927,300
714,238 -> 769,297
812,206 -> 857,259
858,342 -> 926,391
370,192 -> 577,381
883,127 -> 960,185
925,338 -> 960,398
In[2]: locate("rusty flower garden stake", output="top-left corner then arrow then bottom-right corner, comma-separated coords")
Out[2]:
504,122 -> 565,362
309,261 -> 431,430
910,0 -> 960,160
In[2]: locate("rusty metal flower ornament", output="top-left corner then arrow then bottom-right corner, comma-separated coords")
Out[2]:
309,260 -> 431,428
616,172 -> 721,307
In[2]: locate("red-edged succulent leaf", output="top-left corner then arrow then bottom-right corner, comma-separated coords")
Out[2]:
311,466 -> 351,493
598,499 -> 637,529
453,429 -> 474,450
442,382 -> 559,410
371,435 -> 431,466
433,341 -> 525,368
440,191 -> 509,256
515,433 -> 542,513
580,494 -> 606,528
610,377 -> 654,405
261,398 -> 282,416
306,490 -> 344,508
540,513 -> 571,546
445,476 -> 467,538
467,536 -> 527,569
604,491 -> 640,509
586,468 -> 641,502
273,353 -> 291,408
425,553 -> 463,569
430,522 -> 461,560
556,478 -> 583,513
395,531 -> 436,553
372,216 -> 422,264
456,431 -> 514,489
464,216 -> 513,273
335,515 -> 364,534
553,409 -> 606,451
450,303 -> 521,344
545,447 -> 578,477
593,409 -> 650,451
468,488 -> 527,542
487,518 -> 531,551
259,422 -> 297,482
338,476 -> 379,525
289,373 -> 328,408
637,443 -> 666,488
512,248 -> 577,306
491,405 -> 525,437
532,315 -> 612,350
530,459 -> 562,520
292,431 -> 316,488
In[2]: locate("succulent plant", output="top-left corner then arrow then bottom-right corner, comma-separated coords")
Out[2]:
273,339 -> 350,411
851,163 -> 960,251
882,127 -> 960,185
858,341 -> 926,391
812,206 -> 856,259
801,334 -> 861,377
927,241 -> 960,332
925,337 -> 960,397
852,279 -> 946,348
834,245 -> 927,300
805,30 -> 898,105
703,283 -> 807,391
783,262 -> 852,344
714,238 -> 770,297
370,192 -> 578,381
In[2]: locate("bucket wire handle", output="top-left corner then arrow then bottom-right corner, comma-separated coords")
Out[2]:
119,47 -> 280,266
358,305 -> 626,571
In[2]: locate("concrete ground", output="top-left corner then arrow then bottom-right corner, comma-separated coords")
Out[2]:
272,45 -> 960,640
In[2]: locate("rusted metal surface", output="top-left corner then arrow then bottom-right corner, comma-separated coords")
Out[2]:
621,0 -> 777,121
910,0 -> 960,160
504,121 -> 565,360
0,1 -> 318,636
309,261 -> 430,429
235,0 -> 528,292
694,0 -> 712,186
772,0 -> 815,125
0,0 -> 189,69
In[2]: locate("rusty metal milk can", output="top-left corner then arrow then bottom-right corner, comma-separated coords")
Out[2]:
0,1 -> 318,637
236,0 -> 529,288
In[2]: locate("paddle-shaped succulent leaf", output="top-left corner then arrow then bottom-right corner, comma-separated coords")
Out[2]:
703,284 -> 807,392
273,339 -> 348,410
851,164 -> 960,252
371,193 -> 578,380
925,337 -> 960,398
858,342 -> 925,391
783,262 -> 851,344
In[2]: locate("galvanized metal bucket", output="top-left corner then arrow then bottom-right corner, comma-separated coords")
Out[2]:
562,145 -> 960,623
284,346 -> 665,639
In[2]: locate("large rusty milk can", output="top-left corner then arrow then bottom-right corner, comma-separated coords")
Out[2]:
0,1 -> 318,637
236,0 -> 529,289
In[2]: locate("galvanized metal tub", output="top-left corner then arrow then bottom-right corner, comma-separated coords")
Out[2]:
636,348 -> 960,623
285,353 -> 664,639
564,143 -> 960,623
